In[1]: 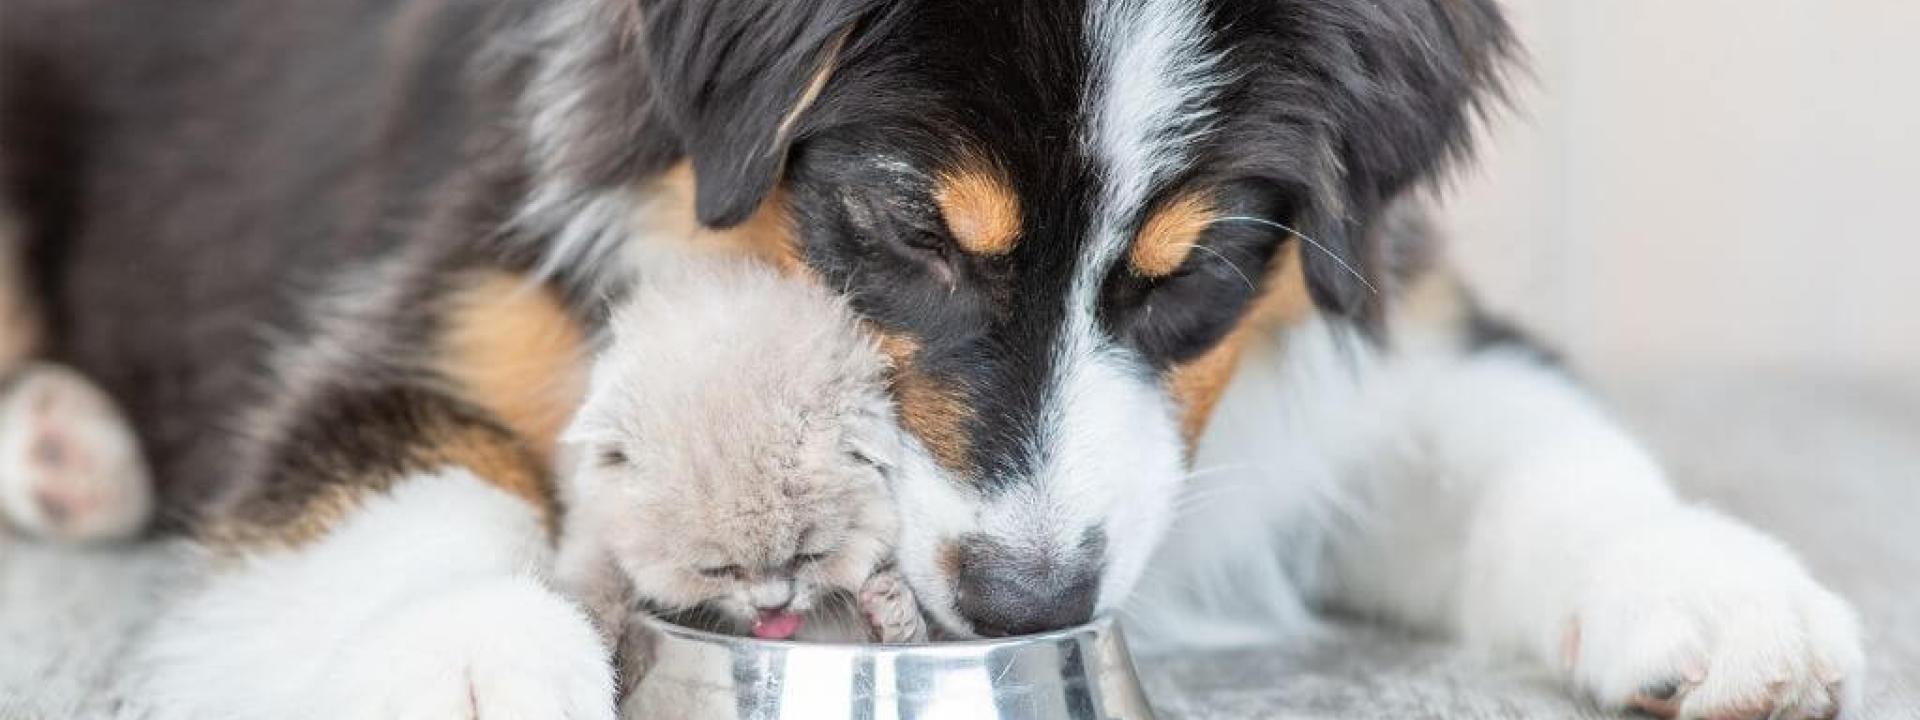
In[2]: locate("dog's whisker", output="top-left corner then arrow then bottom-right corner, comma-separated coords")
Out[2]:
1172,485 -> 1258,520
1174,481 -> 1253,507
1172,464 -> 1262,514
1175,474 -> 1257,501
1123,566 -> 1205,614
1211,215 -> 1379,295
1183,462 -> 1254,482
835,592 -> 863,627
1188,243 -> 1258,294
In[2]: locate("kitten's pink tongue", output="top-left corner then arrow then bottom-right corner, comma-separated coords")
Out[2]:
752,610 -> 804,640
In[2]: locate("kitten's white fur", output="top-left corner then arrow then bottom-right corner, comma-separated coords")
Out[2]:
555,260 -> 920,650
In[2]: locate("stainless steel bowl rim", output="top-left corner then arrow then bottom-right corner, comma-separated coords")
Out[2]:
636,611 -> 1119,651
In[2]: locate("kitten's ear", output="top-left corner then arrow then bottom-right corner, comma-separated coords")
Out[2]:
634,0 -> 876,227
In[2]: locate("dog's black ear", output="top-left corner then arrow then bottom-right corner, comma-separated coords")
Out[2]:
637,0 -> 874,228
1320,0 -> 1515,203
1250,0 -> 1514,321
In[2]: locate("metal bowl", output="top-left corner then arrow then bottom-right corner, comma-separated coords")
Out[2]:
621,614 -> 1155,720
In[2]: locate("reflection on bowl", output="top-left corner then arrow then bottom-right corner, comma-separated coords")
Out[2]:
623,614 -> 1155,719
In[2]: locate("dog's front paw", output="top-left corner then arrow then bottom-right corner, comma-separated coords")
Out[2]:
1563,510 -> 1865,719
860,570 -> 926,643
321,577 -> 616,720
0,363 -> 151,541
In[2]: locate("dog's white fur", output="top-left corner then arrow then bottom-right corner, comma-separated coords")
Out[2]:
1129,315 -> 1866,717
121,470 -> 615,720
121,2 -> 1864,716
121,309 -> 1864,719
1089,4 -> 1858,715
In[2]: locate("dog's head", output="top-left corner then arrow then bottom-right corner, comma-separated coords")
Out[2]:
545,0 -> 1510,637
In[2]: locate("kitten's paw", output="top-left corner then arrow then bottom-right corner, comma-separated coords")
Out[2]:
0,363 -> 151,541
321,578 -> 616,720
1563,511 -> 1865,719
861,570 -> 926,643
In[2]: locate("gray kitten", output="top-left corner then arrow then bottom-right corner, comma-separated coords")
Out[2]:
555,261 -> 925,666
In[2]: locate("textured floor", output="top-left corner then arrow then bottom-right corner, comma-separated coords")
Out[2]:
3,374 -> 1917,719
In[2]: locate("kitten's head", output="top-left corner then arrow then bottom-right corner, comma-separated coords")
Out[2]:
564,261 -> 904,638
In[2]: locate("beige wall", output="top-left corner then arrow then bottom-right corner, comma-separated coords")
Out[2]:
1438,1 -> 1920,382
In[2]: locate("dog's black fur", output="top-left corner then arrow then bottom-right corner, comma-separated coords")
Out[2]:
505,0 -> 1512,497
1,0 -> 517,519
2,0 -> 1513,631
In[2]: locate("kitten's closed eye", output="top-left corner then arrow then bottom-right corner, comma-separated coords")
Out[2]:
785,552 -> 831,572
699,564 -> 747,581
600,448 -> 629,468
845,443 -> 898,476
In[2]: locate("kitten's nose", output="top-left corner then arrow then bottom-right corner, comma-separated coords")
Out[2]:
954,530 -> 1104,637
749,579 -> 794,611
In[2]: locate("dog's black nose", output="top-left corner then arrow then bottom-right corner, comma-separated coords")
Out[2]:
953,531 -> 1104,637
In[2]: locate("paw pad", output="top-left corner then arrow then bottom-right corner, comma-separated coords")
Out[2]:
0,364 -> 152,541
1566,515 -> 1864,720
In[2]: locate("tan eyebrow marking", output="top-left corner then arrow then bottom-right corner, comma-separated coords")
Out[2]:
1129,190 -> 1217,277
877,333 -> 972,472
933,162 -> 1022,256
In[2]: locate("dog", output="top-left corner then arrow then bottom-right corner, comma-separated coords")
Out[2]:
3,1 -> 1862,718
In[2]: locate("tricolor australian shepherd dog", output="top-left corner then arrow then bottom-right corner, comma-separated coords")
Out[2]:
0,0 -> 1862,717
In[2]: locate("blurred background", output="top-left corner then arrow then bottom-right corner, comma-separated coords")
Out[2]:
1437,0 -> 1919,389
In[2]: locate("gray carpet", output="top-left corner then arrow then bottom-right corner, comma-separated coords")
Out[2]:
3,374 -> 1917,719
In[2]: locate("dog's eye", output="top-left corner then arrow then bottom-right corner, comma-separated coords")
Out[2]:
898,227 -> 948,254
1121,242 -> 1277,366
698,564 -> 747,581
891,228 -> 959,282
1111,181 -> 1297,366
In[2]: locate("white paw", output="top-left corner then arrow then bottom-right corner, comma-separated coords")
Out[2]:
860,570 -> 926,643
1564,509 -> 1865,720
320,577 -> 616,720
0,363 -> 151,541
